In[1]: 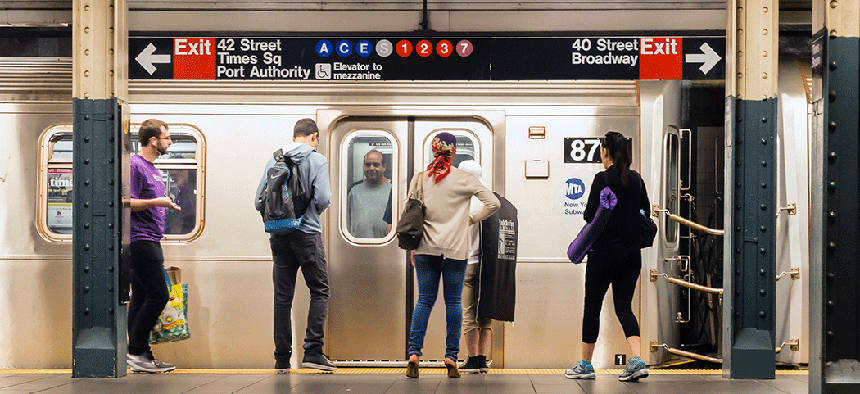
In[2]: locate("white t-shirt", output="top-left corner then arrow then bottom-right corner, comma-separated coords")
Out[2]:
468,197 -> 482,264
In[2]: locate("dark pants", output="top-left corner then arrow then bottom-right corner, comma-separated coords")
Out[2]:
582,249 -> 641,343
270,231 -> 330,362
408,254 -> 468,361
127,241 -> 170,357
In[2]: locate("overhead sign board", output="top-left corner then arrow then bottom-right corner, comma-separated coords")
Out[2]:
129,36 -> 725,81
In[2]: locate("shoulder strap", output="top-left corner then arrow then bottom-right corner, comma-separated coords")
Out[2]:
410,171 -> 425,201
273,148 -> 284,161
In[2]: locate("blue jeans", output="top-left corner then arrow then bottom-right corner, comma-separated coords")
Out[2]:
408,254 -> 468,361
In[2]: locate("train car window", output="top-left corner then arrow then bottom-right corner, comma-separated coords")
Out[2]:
341,131 -> 396,242
43,127 -> 75,236
422,130 -> 480,168
131,125 -> 204,240
665,132 -> 680,244
37,124 -> 206,242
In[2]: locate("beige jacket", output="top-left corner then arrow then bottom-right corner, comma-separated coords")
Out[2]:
408,167 -> 500,260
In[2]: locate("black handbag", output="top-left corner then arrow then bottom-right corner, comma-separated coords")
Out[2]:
639,208 -> 657,248
396,172 -> 425,250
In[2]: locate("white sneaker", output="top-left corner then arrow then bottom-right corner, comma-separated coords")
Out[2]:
127,353 -> 175,373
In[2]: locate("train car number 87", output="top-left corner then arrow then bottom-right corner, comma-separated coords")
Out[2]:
564,138 -> 602,163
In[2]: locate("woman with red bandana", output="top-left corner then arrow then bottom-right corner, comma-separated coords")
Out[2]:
404,132 -> 500,378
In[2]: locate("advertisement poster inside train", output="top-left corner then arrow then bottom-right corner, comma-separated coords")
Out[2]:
47,168 -> 73,233
129,36 -> 725,81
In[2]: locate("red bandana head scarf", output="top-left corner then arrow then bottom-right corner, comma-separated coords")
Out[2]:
427,132 -> 457,183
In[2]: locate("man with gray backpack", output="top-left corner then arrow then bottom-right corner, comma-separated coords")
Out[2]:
254,118 -> 335,372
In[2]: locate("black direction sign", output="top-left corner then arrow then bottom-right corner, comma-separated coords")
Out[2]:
129,36 -> 726,81
129,38 -> 173,79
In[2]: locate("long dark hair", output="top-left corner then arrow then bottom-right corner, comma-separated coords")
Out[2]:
603,131 -> 632,187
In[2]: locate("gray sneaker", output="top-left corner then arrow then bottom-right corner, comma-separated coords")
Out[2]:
617,356 -> 648,382
302,352 -> 336,371
127,353 -> 175,373
564,360 -> 595,379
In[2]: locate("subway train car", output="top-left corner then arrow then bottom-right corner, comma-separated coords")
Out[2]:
0,1 -> 809,370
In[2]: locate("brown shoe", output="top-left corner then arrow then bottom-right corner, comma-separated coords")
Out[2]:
445,360 -> 460,378
406,359 -> 419,378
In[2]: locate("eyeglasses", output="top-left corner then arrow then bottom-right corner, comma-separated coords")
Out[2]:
157,136 -> 172,141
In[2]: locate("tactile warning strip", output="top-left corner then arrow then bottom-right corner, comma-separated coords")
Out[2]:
0,368 -> 808,375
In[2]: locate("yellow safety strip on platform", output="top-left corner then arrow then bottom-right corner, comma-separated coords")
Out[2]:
0,368 -> 808,375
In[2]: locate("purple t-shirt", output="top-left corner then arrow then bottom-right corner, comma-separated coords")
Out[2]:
130,154 -> 166,242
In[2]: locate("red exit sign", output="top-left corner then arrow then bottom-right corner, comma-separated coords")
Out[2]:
639,37 -> 682,80
174,38 -> 216,80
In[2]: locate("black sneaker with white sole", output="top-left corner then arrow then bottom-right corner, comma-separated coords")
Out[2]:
275,359 -> 291,373
302,352 -> 337,371
459,356 -> 483,373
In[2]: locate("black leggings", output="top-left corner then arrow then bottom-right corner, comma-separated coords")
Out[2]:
581,250 -> 641,343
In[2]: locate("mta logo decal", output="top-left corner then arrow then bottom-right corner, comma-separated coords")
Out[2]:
565,178 -> 586,200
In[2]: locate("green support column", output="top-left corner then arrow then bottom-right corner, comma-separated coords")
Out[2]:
72,0 -> 129,378
810,1 -> 860,391
724,0 -> 778,379
72,99 -> 129,378
725,97 -> 777,379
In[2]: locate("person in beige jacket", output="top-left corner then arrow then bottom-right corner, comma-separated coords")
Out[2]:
405,132 -> 499,379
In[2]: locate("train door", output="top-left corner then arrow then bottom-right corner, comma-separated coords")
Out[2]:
322,112 -> 499,364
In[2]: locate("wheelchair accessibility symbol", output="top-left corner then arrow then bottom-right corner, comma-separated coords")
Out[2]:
315,63 -> 331,80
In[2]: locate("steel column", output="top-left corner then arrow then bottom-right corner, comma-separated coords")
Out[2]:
72,0 -> 129,378
723,0 -> 778,379
810,0 -> 860,391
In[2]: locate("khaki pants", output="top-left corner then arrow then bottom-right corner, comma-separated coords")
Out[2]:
462,263 -> 492,333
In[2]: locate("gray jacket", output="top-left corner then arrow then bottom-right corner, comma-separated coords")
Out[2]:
255,142 -> 331,234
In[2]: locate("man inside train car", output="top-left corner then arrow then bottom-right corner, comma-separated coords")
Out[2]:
254,118 -> 336,372
346,150 -> 392,238
127,119 -> 181,373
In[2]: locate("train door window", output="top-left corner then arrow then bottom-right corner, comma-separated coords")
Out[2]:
421,130 -> 480,168
130,125 -> 205,240
36,124 -> 205,242
664,131 -> 680,244
341,131 -> 396,242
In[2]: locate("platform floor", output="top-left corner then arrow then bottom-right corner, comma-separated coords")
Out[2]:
0,369 -> 808,393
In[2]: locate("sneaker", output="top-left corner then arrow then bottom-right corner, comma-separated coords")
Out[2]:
618,356 -> 649,382
274,359 -> 290,374
302,352 -> 337,371
478,356 -> 490,373
459,356 -> 483,373
127,353 -> 175,373
152,359 -> 175,370
564,360 -> 595,379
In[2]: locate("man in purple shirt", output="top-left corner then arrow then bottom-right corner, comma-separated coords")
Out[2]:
127,119 -> 181,373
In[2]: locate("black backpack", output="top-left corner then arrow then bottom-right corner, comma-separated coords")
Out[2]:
259,148 -> 310,235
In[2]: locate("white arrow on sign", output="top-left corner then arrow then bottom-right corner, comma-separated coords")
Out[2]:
685,43 -> 722,75
135,43 -> 171,75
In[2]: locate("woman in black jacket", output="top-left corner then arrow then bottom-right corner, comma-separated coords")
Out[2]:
565,131 -> 651,382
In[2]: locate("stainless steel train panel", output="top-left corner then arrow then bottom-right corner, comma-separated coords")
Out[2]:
503,106 -> 644,368
638,81 -> 684,365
